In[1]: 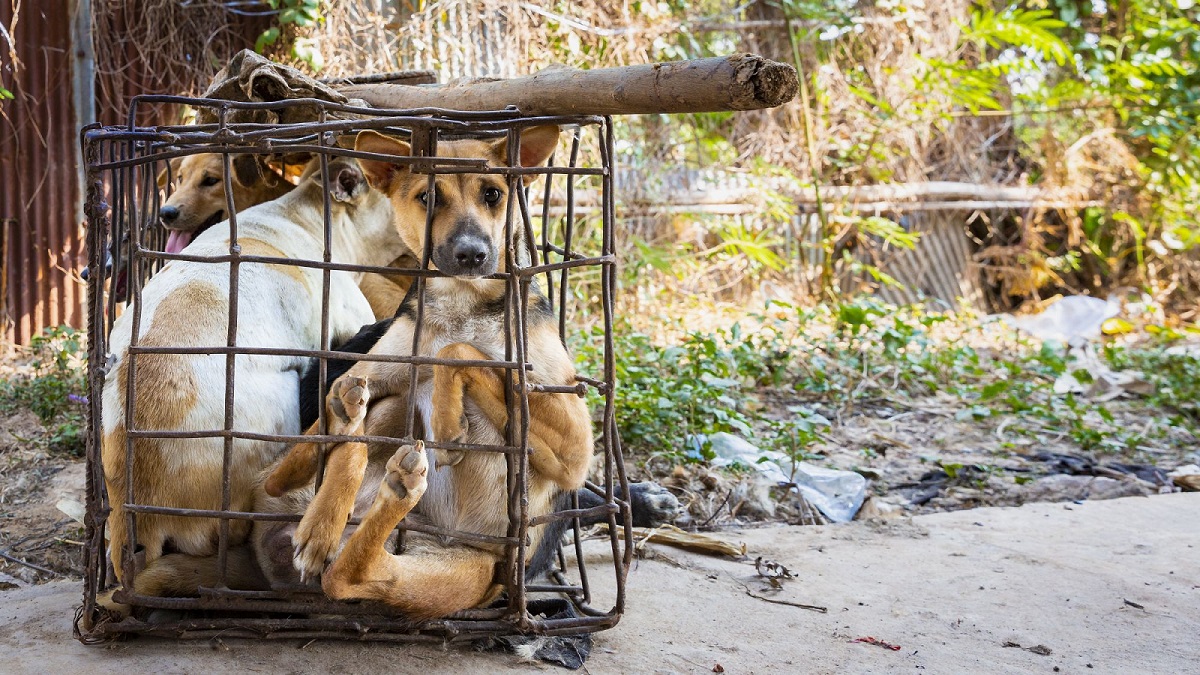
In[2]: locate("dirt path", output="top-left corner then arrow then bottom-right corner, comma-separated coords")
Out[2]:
2,493 -> 1195,673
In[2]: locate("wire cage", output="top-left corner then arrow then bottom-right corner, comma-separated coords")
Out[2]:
75,96 -> 632,643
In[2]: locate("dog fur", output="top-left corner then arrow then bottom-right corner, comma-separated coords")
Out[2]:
155,152 -> 413,319
250,125 -> 596,620
101,156 -> 407,586
157,154 -> 294,254
125,128 -> 680,614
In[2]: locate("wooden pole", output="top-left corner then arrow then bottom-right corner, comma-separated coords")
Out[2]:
338,54 -> 799,115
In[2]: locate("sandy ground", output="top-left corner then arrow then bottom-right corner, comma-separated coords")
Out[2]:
2,492 -> 1196,674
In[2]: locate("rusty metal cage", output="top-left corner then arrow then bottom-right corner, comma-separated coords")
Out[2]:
75,96 -> 632,643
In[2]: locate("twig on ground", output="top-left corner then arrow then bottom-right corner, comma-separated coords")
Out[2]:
0,549 -> 59,576
698,489 -> 733,528
880,396 -> 956,417
870,432 -> 912,449
855,636 -> 902,651
1003,641 -> 1052,655
737,582 -> 827,613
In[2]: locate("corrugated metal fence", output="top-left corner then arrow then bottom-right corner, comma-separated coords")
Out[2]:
1,0 -> 83,345
0,1 -> 260,344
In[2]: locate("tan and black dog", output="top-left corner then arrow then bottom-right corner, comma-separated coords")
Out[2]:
157,154 -> 294,254
253,125 -> 596,619
101,156 -> 408,587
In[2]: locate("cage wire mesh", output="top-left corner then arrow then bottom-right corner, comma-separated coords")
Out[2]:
76,96 -> 632,642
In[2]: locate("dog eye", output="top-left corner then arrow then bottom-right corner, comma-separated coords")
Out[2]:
200,175 -> 221,187
417,190 -> 437,207
483,187 -> 503,206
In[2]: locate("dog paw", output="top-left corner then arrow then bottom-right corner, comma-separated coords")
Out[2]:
432,447 -> 465,469
96,588 -> 133,620
431,410 -> 468,468
292,512 -> 345,582
327,376 -> 370,434
628,482 -> 682,528
382,442 -> 428,505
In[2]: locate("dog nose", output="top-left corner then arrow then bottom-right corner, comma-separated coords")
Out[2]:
453,239 -> 489,269
160,205 -> 180,223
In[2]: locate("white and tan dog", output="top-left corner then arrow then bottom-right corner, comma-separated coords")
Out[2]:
155,152 -> 410,319
101,156 -> 407,586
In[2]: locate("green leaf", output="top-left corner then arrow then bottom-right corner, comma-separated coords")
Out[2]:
980,381 -> 1009,400
940,461 -> 963,479
255,27 -> 281,53
965,7 -> 1071,66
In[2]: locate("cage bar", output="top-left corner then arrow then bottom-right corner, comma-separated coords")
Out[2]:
76,96 -> 630,642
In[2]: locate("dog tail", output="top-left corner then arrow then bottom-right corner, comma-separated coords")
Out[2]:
262,440 -> 320,497
133,547 -> 267,597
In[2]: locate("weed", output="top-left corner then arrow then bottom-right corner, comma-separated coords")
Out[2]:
1,326 -> 87,456
577,296 -> 1198,466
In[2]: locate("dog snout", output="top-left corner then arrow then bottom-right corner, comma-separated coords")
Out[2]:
454,237 -> 489,269
159,205 -> 180,224
436,228 -> 496,277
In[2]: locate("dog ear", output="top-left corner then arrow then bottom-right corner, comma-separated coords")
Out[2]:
231,154 -> 265,189
495,125 -> 561,184
355,131 -> 412,192
156,157 -> 182,189
328,161 -> 369,203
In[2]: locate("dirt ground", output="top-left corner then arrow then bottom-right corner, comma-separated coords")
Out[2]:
0,409 -> 87,585
2,340 -> 1196,672
2,397 -> 1192,585
2,493 -> 1196,673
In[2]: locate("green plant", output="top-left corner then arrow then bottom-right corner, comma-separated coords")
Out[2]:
762,413 -> 825,481
0,326 -> 87,456
255,0 -> 326,71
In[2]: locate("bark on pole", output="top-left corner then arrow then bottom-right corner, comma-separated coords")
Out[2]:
338,54 -> 799,115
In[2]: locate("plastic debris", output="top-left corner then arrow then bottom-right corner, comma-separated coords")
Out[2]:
694,432 -> 867,523
600,523 -> 747,558
1003,294 -> 1154,398
1005,294 -> 1121,348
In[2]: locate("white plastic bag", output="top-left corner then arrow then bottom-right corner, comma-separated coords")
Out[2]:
698,432 -> 867,523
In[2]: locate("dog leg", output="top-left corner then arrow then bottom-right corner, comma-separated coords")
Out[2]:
105,502 -> 131,585
322,443 -> 500,620
429,350 -> 475,468
265,376 -> 369,497
132,546 -> 267,597
289,377 -> 371,580
432,343 -> 593,490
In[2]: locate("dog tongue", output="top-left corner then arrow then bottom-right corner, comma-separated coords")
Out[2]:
165,230 -> 192,254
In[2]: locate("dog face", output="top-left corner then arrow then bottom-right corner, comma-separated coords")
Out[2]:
354,127 -> 560,278
157,153 -> 287,253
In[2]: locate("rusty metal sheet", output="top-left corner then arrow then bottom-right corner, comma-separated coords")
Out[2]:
0,0 -> 83,344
